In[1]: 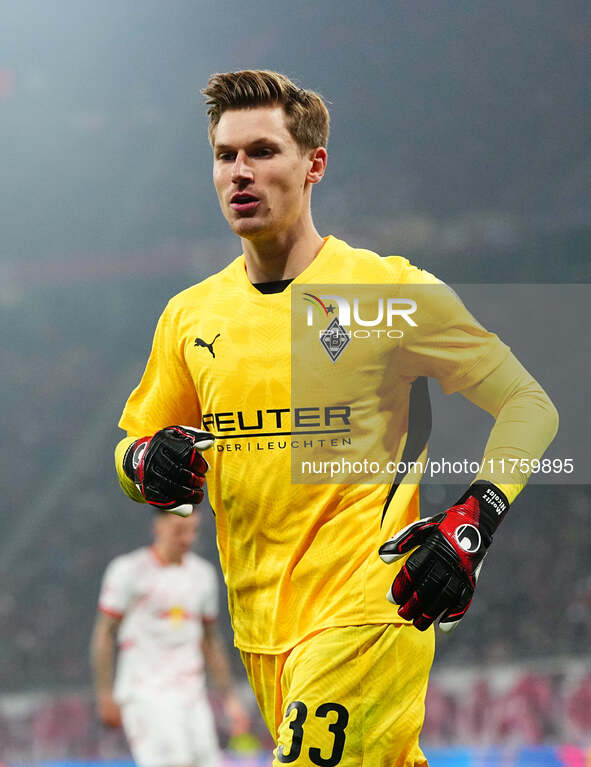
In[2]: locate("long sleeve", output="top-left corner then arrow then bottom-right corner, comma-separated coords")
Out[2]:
459,352 -> 559,503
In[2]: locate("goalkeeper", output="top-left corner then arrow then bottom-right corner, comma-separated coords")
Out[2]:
114,70 -> 558,766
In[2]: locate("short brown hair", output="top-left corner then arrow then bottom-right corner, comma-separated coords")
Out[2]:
202,70 -> 330,151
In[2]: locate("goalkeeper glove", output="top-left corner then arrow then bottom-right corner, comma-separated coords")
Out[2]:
379,481 -> 509,632
123,426 -> 214,512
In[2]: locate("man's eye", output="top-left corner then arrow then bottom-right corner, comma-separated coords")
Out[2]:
217,153 -> 235,161
253,148 -> 273,157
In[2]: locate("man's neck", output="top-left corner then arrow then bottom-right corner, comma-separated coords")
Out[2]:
242,224 -> 325,283
153,543 -> 182,566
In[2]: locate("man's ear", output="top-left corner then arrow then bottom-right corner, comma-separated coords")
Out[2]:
306,147 -> 327,185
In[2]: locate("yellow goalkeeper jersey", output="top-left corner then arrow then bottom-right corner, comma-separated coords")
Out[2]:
118,235 -> 512,653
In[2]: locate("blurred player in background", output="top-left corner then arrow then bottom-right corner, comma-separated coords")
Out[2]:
90,508 -> 248,767
113,70 -> 558,764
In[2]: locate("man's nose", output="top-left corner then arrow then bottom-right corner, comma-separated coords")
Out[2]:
232,151 -> 254,183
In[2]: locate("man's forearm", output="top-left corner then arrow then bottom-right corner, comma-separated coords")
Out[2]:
460,353 -> 559,502
202,634 -> 235,695
90,621 -> 117,695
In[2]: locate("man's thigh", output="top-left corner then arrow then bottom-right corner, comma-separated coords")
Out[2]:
189,696 -> 222,767
121,696 -> 220,767
274,624 -> 434,767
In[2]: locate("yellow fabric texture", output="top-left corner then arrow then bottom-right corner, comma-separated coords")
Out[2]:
241,623 -> 434,767
462,354 -> 559,502
115,235 -> 556,653
114,436 -> 144,503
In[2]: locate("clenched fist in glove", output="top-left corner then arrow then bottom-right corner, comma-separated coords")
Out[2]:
123,426 -> 215,514
379,482 -> 509,632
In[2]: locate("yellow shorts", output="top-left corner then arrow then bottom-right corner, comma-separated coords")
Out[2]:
241,623 -> 434,767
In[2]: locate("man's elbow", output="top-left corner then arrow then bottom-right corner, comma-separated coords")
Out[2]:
547,398 -> 559,442
537,388 -> 559,445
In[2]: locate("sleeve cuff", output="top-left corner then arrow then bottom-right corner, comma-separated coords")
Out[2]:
114,436 -> 145,504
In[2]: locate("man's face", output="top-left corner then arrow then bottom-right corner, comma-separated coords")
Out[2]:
155,512 -> 199,558
212,105 -> 318,240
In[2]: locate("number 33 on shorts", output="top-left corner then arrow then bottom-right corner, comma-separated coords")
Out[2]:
276,700 -> 349,766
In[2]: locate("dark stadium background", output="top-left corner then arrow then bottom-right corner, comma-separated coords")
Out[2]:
1,0 -> 590,763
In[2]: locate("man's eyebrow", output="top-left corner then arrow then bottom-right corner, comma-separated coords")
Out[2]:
214,137 -> 282,152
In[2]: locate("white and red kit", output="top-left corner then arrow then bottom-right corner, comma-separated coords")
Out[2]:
98,546 -> 221,767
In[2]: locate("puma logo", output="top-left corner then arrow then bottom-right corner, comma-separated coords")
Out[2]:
194,333 -> 220,358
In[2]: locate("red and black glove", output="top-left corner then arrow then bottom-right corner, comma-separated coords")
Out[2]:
123,426 -> 215,511
379,481 -> 509,632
